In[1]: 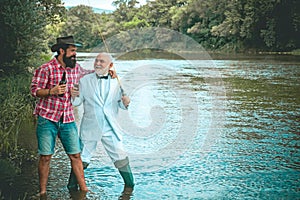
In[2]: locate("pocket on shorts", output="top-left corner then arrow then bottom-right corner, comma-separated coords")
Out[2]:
37,116 -> 48,126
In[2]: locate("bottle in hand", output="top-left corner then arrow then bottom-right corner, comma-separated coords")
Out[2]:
59,71 -> 67,97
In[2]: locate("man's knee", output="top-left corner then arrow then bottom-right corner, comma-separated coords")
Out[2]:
114,157 -> 129,169
68,153 -> 82,162
39,155 -> 52,164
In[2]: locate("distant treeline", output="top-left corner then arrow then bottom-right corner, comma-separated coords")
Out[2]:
0,0 -> 299,73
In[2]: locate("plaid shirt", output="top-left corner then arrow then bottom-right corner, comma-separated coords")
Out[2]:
31,57 -> 92,123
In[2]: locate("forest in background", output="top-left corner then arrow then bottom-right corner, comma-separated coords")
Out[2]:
1,0 -> 300,74
61,0 -> 300,53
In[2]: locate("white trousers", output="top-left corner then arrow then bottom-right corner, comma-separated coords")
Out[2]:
81,130 -> 128,165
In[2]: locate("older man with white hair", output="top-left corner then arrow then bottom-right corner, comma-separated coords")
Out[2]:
69,52 -> 134,198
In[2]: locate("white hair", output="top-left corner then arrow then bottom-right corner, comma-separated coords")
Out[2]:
99,52 -> 114,62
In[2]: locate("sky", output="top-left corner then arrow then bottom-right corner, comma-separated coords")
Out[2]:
62,0 -> 147,11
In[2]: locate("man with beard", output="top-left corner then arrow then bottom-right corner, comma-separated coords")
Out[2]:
31,36 -> 94,197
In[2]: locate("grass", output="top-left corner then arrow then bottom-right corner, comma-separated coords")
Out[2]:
0,73 -> 37,199
0,73 -> 35,155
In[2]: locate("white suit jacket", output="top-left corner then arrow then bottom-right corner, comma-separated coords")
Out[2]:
72,73 -> 127,141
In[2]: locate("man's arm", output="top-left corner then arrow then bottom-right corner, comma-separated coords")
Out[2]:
121,96 -> 130,109
31,67 -> 49,98
118,88 -> 130,110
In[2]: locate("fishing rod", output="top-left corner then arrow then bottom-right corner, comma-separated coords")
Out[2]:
99,30 -> 126,96
85,0 -> 125,95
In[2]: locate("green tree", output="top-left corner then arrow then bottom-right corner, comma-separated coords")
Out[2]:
141,0 -> 184,28
171,0 -> 228,49
0,0 -> 66,74
211,0 -> 300,51
123,16 -> 149,29
48,0 -> 300,53
59,5 -> 113,50
112,0 -> 140,22
264,0 -> 300,50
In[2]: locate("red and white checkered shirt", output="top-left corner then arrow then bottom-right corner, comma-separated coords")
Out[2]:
31,57 -> 92,123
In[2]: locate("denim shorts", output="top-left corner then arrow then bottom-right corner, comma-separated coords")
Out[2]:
36,116 -> 81,155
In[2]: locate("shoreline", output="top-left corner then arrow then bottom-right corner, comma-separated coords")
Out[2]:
75,51 -> 300,62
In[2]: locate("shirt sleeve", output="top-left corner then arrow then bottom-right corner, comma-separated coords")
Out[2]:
30,66 -> 49,97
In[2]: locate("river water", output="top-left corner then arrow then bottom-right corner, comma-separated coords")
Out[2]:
5,55 -> 300,199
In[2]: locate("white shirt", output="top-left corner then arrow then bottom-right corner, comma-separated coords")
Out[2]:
98,77 -> 112,133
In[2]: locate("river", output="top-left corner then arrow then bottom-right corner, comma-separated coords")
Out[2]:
3,54 -> 300,199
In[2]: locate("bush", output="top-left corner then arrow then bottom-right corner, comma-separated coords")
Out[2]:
0,74 -> 35,156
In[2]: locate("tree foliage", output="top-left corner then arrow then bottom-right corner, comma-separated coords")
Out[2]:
210,0 -> 300,51
58,0 -> 298,52
0,0 -> 66,74
1,0 -> 300,73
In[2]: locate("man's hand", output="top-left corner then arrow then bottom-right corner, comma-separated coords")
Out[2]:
121,96 -> 130,108
50,84 -> 66,95
71,86 -> 80,98
109,69 -> 117,79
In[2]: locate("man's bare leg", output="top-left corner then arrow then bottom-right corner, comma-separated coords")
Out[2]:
69,153 -> 88,191
38,155 -> 52,194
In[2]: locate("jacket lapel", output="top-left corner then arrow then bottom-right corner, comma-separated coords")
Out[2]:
104,76 -> 118,106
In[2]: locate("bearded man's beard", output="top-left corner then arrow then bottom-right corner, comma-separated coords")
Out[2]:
63,54 -> 76,68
